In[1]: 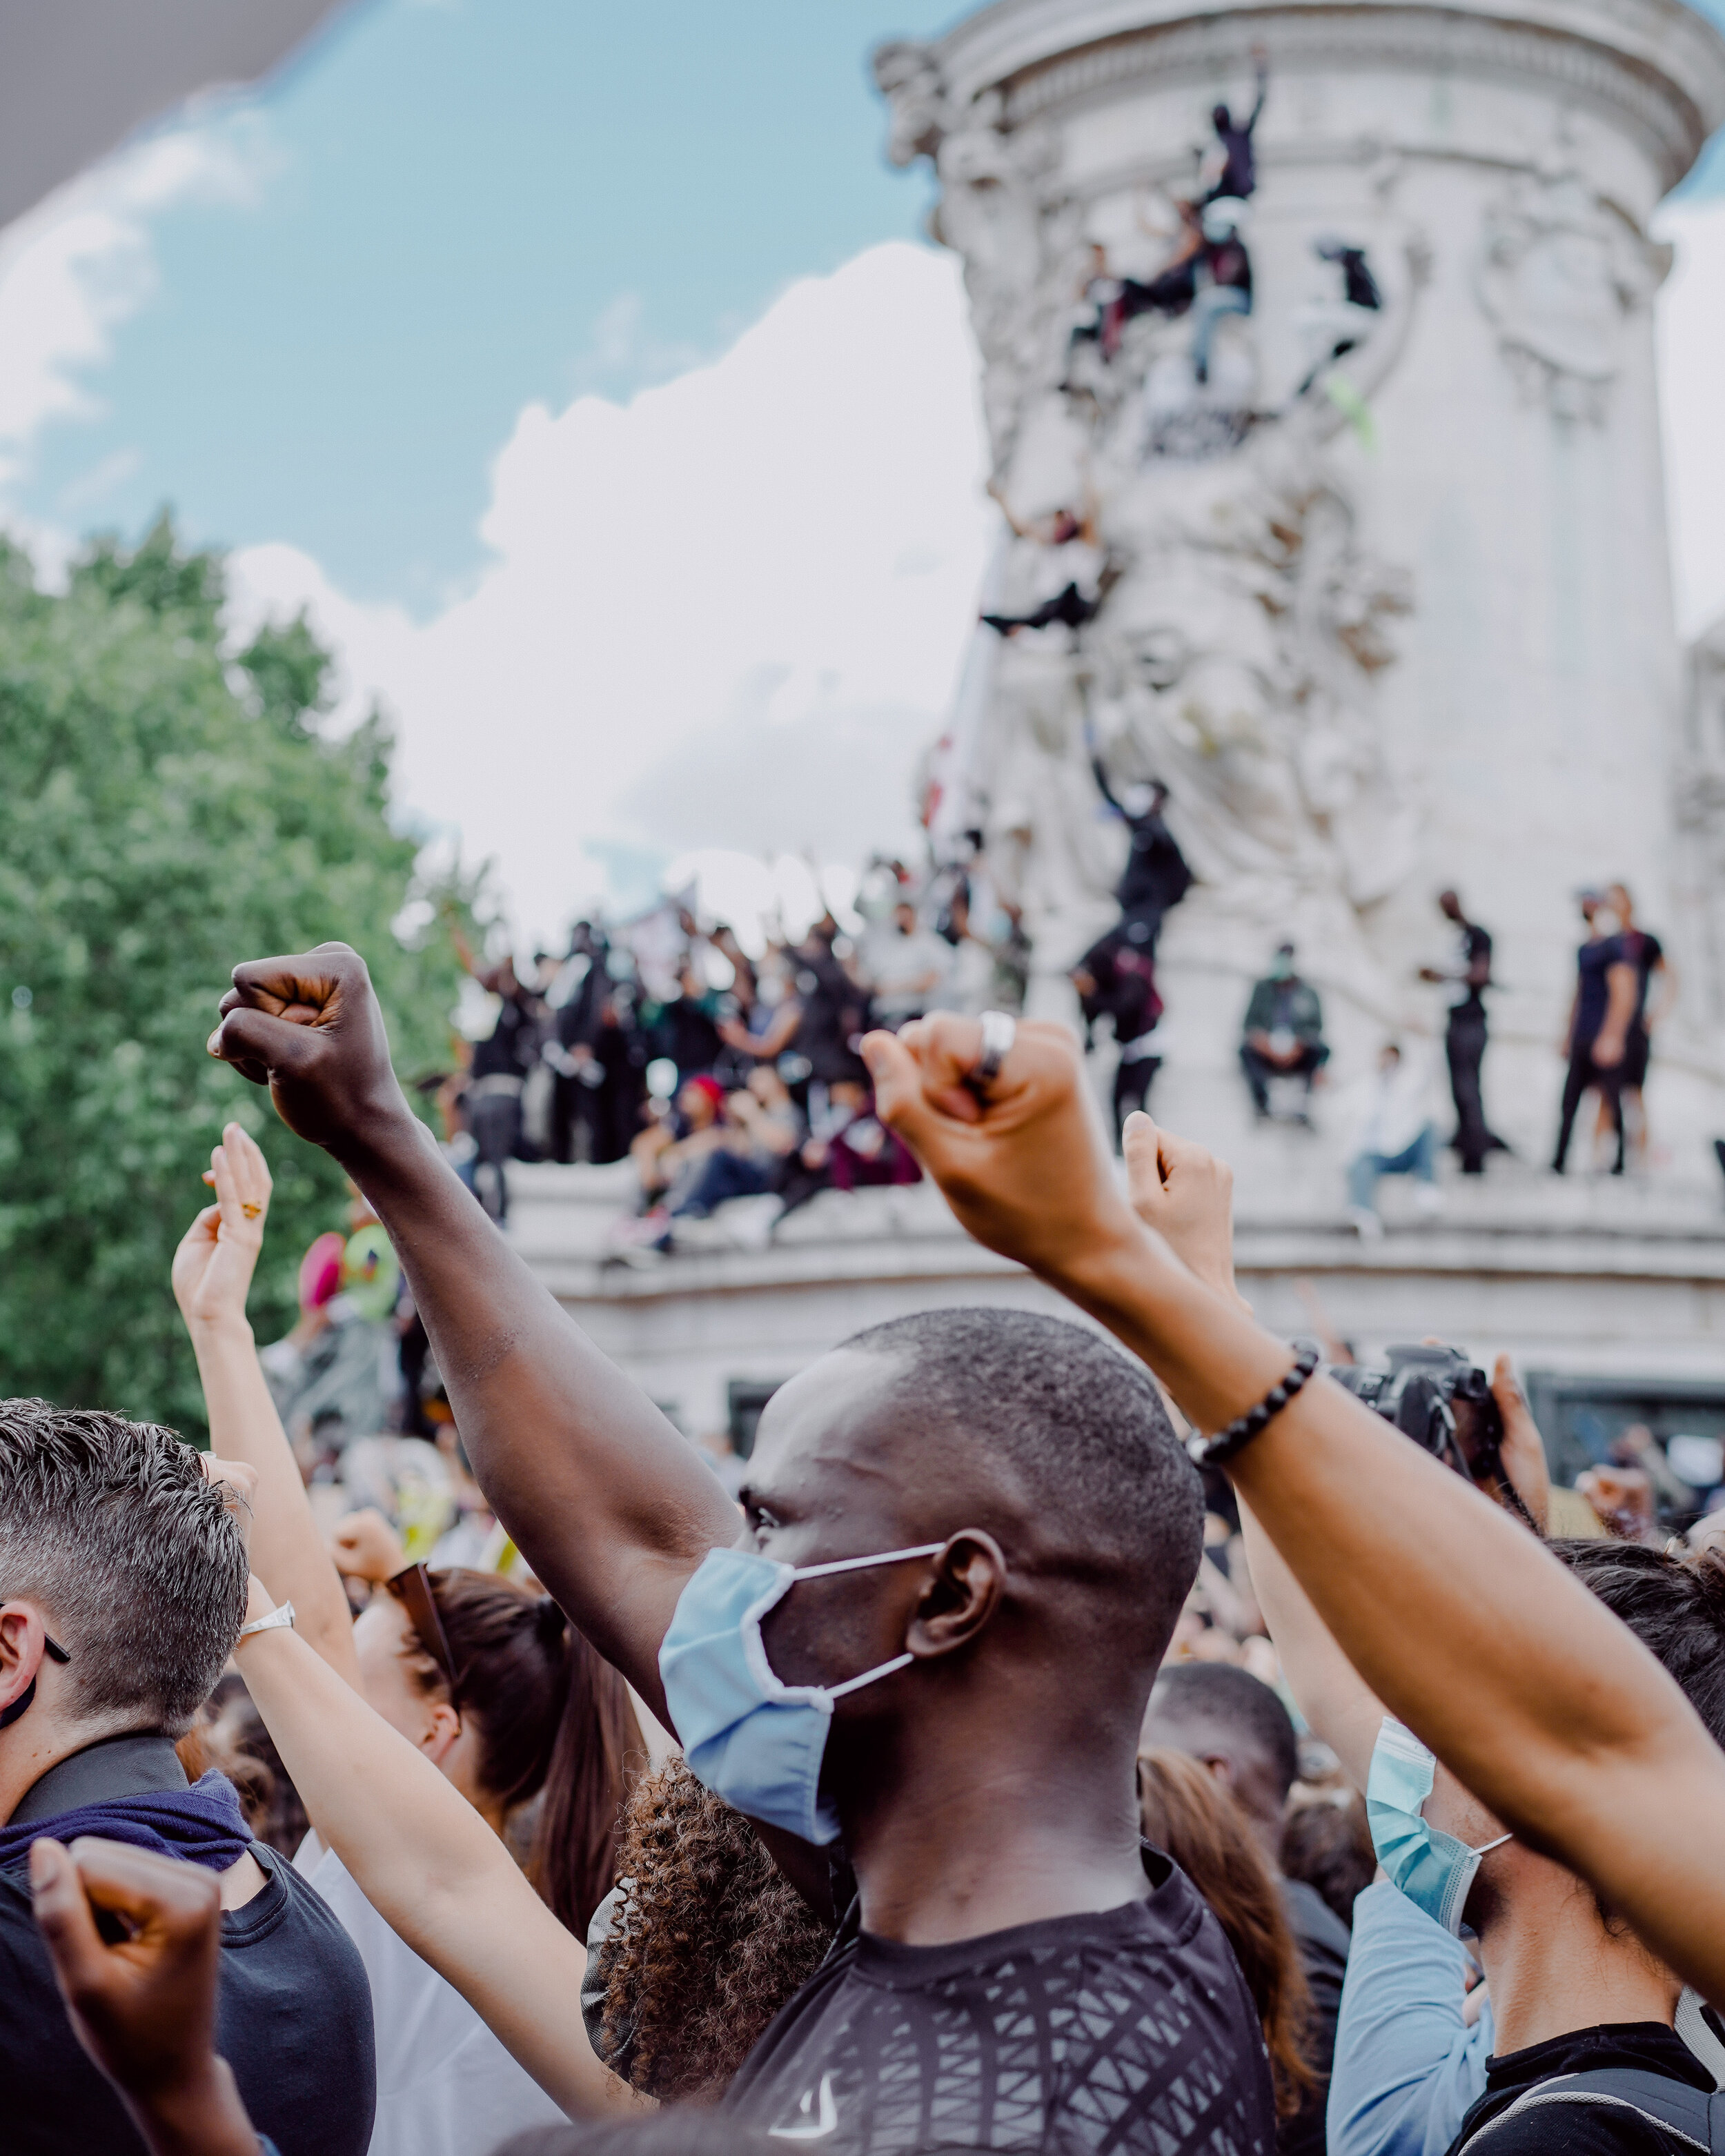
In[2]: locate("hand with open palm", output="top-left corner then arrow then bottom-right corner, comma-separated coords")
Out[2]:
171,1122 -> 274,1337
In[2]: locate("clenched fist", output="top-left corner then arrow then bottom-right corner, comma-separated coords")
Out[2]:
208,944 -> 409,1160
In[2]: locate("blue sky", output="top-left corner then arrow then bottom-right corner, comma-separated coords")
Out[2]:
11,0 -> 959,611
2,0 -> 1721,941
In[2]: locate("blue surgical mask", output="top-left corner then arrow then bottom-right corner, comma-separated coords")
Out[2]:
659,1540 -> 943,1846
1366,1716 -> 1512,1935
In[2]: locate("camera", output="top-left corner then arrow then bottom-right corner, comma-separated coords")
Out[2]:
1323,1342 -> 1505,1489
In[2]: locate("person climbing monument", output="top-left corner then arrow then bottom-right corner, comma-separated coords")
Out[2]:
1204,50 -> 1270,204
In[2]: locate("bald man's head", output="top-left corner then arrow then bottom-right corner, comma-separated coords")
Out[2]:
1142,1663 -> 1299,1855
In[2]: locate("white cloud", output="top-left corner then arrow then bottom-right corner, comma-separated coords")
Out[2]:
1656,194 -> 1725,639
228,239 -> 994,944
0,112 -> 269,502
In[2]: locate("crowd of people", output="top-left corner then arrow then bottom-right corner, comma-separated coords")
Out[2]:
429,861 -> 1029,1254
1224,878 -> 1675,1236
7,952 -> 1725,2156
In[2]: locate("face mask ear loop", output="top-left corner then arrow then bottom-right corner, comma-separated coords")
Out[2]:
825,1652 -> 916,1698
1473,1832 -> 1513,1857
789,1542 -> 945,1581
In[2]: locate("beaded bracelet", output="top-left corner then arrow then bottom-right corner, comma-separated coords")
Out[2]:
1187,1346 -> 1321,1470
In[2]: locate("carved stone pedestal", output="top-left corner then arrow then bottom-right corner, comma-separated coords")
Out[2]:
879,0 -> 1725,1189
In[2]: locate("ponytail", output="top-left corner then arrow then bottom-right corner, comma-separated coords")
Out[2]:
529,1605 -> 644,1935
413,1570 -> 644,1937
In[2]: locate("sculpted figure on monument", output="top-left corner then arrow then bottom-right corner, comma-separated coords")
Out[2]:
876,41 -> 1430,991
1477,170 -> 1668,422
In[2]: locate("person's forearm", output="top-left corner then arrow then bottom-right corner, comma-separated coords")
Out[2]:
306,1107 -> 734,1720
124,2060 -> 260,2156
188,1320 -> 359,1688
1047,1226 -> 1725,2004
237,1622 -> 616,2118
1235,1499 -> 1382,1790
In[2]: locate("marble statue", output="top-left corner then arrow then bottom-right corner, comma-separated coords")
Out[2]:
876,0 -> 1725,1165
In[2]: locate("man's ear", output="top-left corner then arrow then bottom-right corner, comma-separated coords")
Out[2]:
905,1532 -> 1006,1661
0,1604 -> 52,1719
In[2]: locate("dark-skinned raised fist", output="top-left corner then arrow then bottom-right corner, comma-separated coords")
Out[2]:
208,943 -> 408,1159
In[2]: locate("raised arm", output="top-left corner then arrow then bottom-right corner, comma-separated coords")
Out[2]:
172,1124 -> 359,1688
233,1579 -> 630,2121
862,1013 -> 1725,2008
208,947 -> 738,1725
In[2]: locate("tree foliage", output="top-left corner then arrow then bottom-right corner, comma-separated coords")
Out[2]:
0,515 -> 467,1436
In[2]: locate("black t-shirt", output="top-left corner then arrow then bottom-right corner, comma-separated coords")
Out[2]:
1617,931 -> 1665,1027
0,1839 -> 375,2156
1449,2022 -> 1713,2155
1574,938 -> 1617,1044
471,991 -> 537,1081
720,1853 -> 1274,2153
1278,1879 -> 1351,2156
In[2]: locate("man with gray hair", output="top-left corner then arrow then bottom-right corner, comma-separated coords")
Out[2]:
0,1400 -> 373,2155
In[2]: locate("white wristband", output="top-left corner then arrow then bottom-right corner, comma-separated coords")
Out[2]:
237,1601 -> 295,1641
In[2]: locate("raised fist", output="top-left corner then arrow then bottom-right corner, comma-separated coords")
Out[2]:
862,1013 -> 1143,1287
208,944 -> 408,1159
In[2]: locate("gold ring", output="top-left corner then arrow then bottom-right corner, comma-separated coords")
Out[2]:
241,1202 -> 262,1220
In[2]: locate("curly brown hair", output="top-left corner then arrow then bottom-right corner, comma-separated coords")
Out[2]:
1138,1748 -> 1316,2119
599,1756 -> 835,2100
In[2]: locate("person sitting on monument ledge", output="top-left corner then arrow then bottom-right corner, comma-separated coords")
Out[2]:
204,943 -> 1275,2155
1241,943 -> 1329,1124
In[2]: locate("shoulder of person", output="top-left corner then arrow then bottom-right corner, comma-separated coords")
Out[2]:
1453,2093 -> 1699,2156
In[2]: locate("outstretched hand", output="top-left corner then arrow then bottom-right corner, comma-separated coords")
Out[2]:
862,1014 -> 1145,1285
171,1123 -> 273,1334
30,1837 -> 258,2156
208,943 -> 408,1159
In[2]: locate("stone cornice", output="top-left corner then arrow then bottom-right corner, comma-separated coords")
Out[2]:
931,0 -> 1725,189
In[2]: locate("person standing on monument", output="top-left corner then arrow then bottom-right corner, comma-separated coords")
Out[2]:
1552,890 -> 1633,1175
1418,890 -> 1506,1176
1600,880 -> 1675,1173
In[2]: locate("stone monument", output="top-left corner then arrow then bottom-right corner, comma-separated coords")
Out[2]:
876,0 -> 1725,1178
509,5 -> 1725,1466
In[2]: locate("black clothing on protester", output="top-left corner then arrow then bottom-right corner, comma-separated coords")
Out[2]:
1278,1879 -> 1351,2156
1207,234 -> 1254,297
1552,1040 -> 1624,1174
1319,244 -> 1382,310
1091,755 -> 1194,942
791,942 -> 871,1088
1448,2023 -> 1716,2155
0,1737 -> 374,2156
470,987 -> 538,1082
1442,924 -> 1507,1174
720,1850 -> 1274,2154
1208,76 -> 1268,203
1572,936 -> 1619,1044
1241,1040 -> 1328,1116
982,582 -> 1102,637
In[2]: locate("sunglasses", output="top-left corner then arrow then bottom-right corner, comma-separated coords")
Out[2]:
384,1563 -> 461,1696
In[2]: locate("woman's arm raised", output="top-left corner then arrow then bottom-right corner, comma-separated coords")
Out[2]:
233,1583 -> 634,2122
172,1125 -> 359,1688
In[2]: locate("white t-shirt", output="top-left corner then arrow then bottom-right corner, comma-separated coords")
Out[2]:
295,1839 -> 566,2156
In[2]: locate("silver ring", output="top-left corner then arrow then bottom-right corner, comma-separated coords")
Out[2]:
969,1009 -> 1017,1091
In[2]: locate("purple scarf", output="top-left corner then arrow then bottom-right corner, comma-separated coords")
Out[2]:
0,1770 -> 251,1875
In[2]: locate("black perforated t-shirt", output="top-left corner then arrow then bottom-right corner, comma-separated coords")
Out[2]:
720,1852 -> 1273,2153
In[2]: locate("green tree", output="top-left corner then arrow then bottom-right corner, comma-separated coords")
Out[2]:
0,514 -> 471,1436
